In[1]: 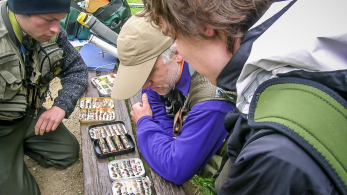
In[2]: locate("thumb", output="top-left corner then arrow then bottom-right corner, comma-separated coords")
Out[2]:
142,93 -> 149,108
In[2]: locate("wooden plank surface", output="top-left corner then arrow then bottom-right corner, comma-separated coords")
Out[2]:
81,71 -> 140,195
128,91 -> 186,195
81,71 -> 185,195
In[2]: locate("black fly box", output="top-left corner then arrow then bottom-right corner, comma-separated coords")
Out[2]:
88,121 -> 135,158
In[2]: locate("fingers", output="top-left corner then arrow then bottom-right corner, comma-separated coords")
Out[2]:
130,109 -> 137,124
34,115 -> 59,135
141,93 -> 149,108
130,111 -> 135,121
130,95 -> 153,124
45,120 -> 55,132
130,109 -> 134,117
34,107 -> 65,135
51,122 -> 59,131
34,117 -> 44,135
35,116 -> 51,135
132,102 -> 142,109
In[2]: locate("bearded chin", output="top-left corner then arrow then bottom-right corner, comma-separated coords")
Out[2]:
157,88 -> 171,96
157,63 -> 181,96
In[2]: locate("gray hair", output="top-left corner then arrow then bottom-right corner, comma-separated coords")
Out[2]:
159,43 -> 177,65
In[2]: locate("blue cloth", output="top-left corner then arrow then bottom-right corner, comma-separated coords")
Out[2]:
174,62 -> 190,96
79,43 -> 117,72
137,62 -> 235,185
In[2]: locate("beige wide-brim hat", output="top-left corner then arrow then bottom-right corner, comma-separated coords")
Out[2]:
111,15 -> 174,100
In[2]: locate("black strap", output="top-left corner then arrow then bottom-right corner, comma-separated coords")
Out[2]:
1,2 -> 20,49
93,0 -> 123,22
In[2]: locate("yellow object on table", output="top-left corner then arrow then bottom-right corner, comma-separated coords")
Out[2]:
85,0 -> 109,13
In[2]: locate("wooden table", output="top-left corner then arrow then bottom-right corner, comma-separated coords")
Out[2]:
80,70 -> 186,195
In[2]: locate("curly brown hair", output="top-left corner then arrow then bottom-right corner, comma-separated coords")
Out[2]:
138,0 -> 273,54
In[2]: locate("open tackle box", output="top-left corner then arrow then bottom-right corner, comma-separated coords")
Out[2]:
109,158 -> 152,195
90,74 -> 116,96
112,176 -> 152,195
88,121 -> 135,158
108,158 -> 145,181
80,97 -> 114,109
80,108 -> 115,123
79,97 -> 116,123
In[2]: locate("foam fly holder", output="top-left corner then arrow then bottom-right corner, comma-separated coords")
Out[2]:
80,97 -> 115,109
108,158 -> 146,181
88,121 -> 135,158
79,108 -> 116,123
112,176 -> 152,195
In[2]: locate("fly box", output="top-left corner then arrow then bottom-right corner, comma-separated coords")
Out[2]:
79,108 -> 115,123
108,158 -> 145,181
80,97 -> 114,109
112,176 -> 152,195
90,74 -> 116,96
88,121 -> 135,158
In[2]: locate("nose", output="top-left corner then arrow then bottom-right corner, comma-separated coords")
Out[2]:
142,80 -> 152,89
50,21 -> 60,34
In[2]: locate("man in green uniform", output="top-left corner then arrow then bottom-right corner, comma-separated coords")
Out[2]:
0,0 -> 88,194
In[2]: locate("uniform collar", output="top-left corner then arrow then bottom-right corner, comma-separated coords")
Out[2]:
8,9 -> 23,43
174,61 -> 191,97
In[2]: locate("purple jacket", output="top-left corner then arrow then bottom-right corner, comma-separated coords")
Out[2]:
137,62 -> 235,185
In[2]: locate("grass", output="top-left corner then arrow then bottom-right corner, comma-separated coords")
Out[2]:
127,0 -> 143,4
127,0 -> 144,15
190,176 -> 217,195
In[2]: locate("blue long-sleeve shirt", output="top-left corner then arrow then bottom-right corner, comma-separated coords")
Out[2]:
137,63 -> 235,185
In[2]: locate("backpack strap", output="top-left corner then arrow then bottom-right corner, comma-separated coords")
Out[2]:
1,2 -> 20,49
248,77 -> 347,195
93,0 -> 123,22
186,72 -> 236,111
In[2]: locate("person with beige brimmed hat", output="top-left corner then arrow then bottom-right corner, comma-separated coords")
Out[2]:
111,15 -> 235,185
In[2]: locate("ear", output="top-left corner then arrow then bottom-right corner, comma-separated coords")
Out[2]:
205,26 -> 215,37
174,51 -> 183,63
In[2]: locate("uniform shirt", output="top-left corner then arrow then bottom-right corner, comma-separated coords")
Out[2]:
137,63 -> 235,185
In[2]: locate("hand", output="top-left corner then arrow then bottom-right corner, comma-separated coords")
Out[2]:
35,106 -> 66,135
130,93 -> 153,124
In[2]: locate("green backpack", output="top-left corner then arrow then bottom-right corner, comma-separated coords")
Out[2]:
60,0 -> 132,40
249,78 -> 347,194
